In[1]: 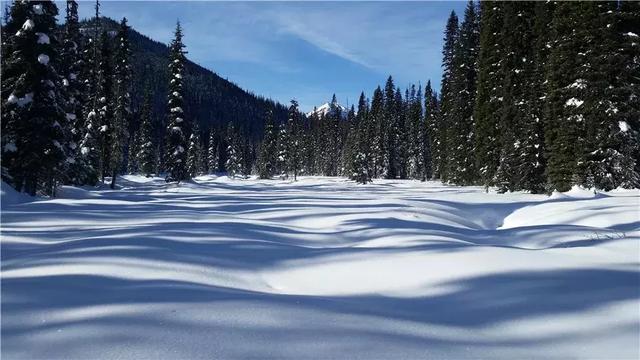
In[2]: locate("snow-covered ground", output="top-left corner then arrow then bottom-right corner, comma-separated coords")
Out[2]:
2,175 -> 639,359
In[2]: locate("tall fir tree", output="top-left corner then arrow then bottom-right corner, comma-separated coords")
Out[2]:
186,122 -> 203,178
61,0 -> 87,185
447,0 -> 479,185
422,82 -> 437,181
165,21 -> 189,182
1,1 -> 68,195
383,76 -> 397,178
494,2 -> 536,192
207,127 -> 219,174
286,99 -> 301,180
544,2 -> 590,192
136,88 -> 155,176
351,92 -> 372,184
473,1 -> 504,188
109,17 -> 132,188
436,11 -> 459,181
96,30 -> 114,182
258,109 -> 278,179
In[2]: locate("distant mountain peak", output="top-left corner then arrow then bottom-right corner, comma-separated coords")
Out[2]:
306,100 -> 348,119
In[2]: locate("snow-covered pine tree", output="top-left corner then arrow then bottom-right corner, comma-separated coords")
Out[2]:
275,121 -> 288,177
544,2 -> 590,192
77,0 -> 101,185
582,2 -> 640,190
447,0 -> 479,185
186,122 -> 203,178
136,88 -> 155,176
165,21 -> 189,183
286,99 -> 301,180
395,87 -> 408,179
383,76 -> 397,179
518,1 -> 552,193
369,86 -> 385,178
436,11 -> 459,182
96,30 -> 114,182
258,109 -> 277,179
494,2 -> 536,193
408,84 -> 424,179
109,17 -> 132,189
341,104 -> 357,178
422,81 -> 436,181
1,1 -> 68,195
207,127 -> 218,174
61,0 -> 88,185
350,92 -> 372,184
473,1 -> 504,189
225,122 -> 242,178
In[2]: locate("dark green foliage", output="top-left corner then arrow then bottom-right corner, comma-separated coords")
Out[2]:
164,22 -> 188,182
1,1 -> 68,195
110,17 -> 132,188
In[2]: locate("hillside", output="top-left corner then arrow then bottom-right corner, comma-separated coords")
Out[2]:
82,18 -> 288,138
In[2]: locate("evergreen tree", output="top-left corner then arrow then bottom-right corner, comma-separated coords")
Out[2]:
207,127 -> 218,174
544,2 -> 590,192
383,76 -> 397,178
165,21 -> 188,182
1,1 -> 68,195
422,82 -> 436,180
137,88 -> 155,176
257,109 -> 277,179
408,84 -> 424,179
473,1 -> 504,188
286,99 -> 301,180
77,0 -> 101,185
436,11 -> 459,181
61,0 -> 87,185
447,0 -> 479,185
186,122 -> 203,178
494,2 -> 536,192
369,86 -> 385,178
582,2 -> 640,190
225,122 -> 242,178
96,30 -> 114,182
350,92 -> 372,184
109,17 -> 132,189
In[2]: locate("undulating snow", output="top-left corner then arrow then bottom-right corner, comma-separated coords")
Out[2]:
1,176 -> 638,359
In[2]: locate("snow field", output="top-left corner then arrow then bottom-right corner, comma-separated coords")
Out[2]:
1,176 -> 639,359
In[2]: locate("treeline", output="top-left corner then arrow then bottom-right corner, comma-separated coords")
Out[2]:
438,1 -> 639,192
0,0 -> 286,195
225,1 -> 640,192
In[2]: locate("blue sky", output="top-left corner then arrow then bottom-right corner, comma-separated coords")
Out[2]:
68,1 -> 467,111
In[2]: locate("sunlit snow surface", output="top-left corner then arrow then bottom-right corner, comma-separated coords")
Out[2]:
2,176 -> 639,359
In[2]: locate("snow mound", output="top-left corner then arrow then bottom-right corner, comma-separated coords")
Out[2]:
1,181 -> 33,206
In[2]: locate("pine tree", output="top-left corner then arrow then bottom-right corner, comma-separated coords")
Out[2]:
137,88 -> 155,176
422,82 -> 436,181
286,99 -> 301,180
225,122 -> 242,178
257,109 -> 277,179
545,2 -> 590,192
447,1 -> 480,185
77,0 -> 101,185
1,1 -> 68,195
473,1 -> 504,188
186,122 -> 203,178
383,76 -> 397,178
109,17 -> 132,189
494,2 -> 536,192
342,104 -> 357,178
96,30 -> 114,182
408,84 -> 424,179
436,11 -> 459,181
165,21 -> 188,182
61,0 -> 87,185
369,86 -> 385,178
207,127 -> 218,174
350,92 -> 372,184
